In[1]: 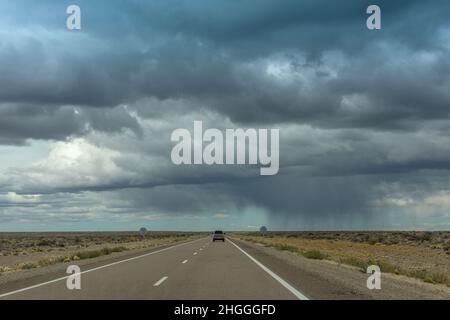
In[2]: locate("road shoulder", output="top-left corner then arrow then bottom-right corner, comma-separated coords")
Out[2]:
0,237 -> 206,295
231,237 -> 450,300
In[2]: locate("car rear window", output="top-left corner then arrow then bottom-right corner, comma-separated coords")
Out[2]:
214,231 -> 223,234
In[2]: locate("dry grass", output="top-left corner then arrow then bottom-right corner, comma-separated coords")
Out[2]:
0,232 -> 205,275
302,250 -> 327,260
237,232 -> 450,285
33,246 -> 128,268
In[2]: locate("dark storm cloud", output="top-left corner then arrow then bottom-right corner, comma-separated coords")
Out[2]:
2,0 -> 450,133
2,0 -> 450,229
160,174 -> 371,220
0,104 -> 141,144
0,38 -> 142,107
0,104 -> 84,144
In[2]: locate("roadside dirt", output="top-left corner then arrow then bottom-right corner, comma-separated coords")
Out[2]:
0,232 -> 204,284
235,238 -> 450,300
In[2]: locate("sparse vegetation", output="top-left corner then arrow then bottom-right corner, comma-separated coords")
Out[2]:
235,231 -> 450,286
427,272 -> 448,284
0,232 -> 205,275
19,262 -> 38,270
74,246 -> 127,260
273,243 -> 298,253
302,250 -> 327,260
236,230 -> 450,248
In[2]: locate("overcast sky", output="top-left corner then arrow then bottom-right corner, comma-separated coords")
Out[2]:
1,0 -> 450,231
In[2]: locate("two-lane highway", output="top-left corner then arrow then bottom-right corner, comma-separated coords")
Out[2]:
0,237 -> 308,300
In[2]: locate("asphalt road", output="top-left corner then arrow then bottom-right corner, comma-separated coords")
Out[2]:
0,237 -> 308,300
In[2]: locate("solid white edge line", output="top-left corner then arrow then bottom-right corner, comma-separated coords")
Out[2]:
153,276 -> 168,287
0,237 -> 206,299
228,239 -> 309,300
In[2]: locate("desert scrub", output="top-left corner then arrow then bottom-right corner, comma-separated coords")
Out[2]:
0,266 -> 11,274
35,246 -> 128,266
407,269 -> 448,284
19,262 -> 38,270
74,246 -> 127,260
272,243 -> 299,253
427,272 -> 448,284
339,259 -> 448,285
302,250 -> 327,260
338,257 -> 399,274
239,235 -> 450,285
372,260 -> 401,275
38,256 -> 66,267
443,241 -> 450,254
339,256 -> 370,271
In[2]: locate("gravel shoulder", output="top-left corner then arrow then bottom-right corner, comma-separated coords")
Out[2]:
0,236 -> 202,288
233,238 -> 450,300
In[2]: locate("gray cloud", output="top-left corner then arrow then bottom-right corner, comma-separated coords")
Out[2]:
0,104 -> 142,145
1,1 -> 450,230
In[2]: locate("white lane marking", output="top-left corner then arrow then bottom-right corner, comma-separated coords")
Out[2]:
182,260 -> 188,264
153,276 -> 168,287
193,252 -> 197,255
228,239 -> 309,300
199,248 -> 203,251
0,237 -> 206,299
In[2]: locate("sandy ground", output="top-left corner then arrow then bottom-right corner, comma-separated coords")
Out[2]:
235,238 -> 450,300
0,232 -> 205,278
0,235 -> 448,299
236,232 -> 449,285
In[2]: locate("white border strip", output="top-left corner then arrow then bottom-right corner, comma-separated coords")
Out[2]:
0,237 -> 206,299
228,239 -> 309,300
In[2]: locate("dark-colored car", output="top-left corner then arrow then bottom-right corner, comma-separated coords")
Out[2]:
212,230 -> 225,242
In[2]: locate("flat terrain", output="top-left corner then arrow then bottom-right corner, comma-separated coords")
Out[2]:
0,234 -> 448,300
235,231 -> 450,286
0,232 -> 204,277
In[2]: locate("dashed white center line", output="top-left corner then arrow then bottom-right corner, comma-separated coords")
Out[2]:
182,259 -> 188,264
199,248 -> 203,251
193,252 -> 198,255
153,276 -> 168,287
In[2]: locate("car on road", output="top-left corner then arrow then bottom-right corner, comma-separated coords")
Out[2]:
212,230 -> 225,242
